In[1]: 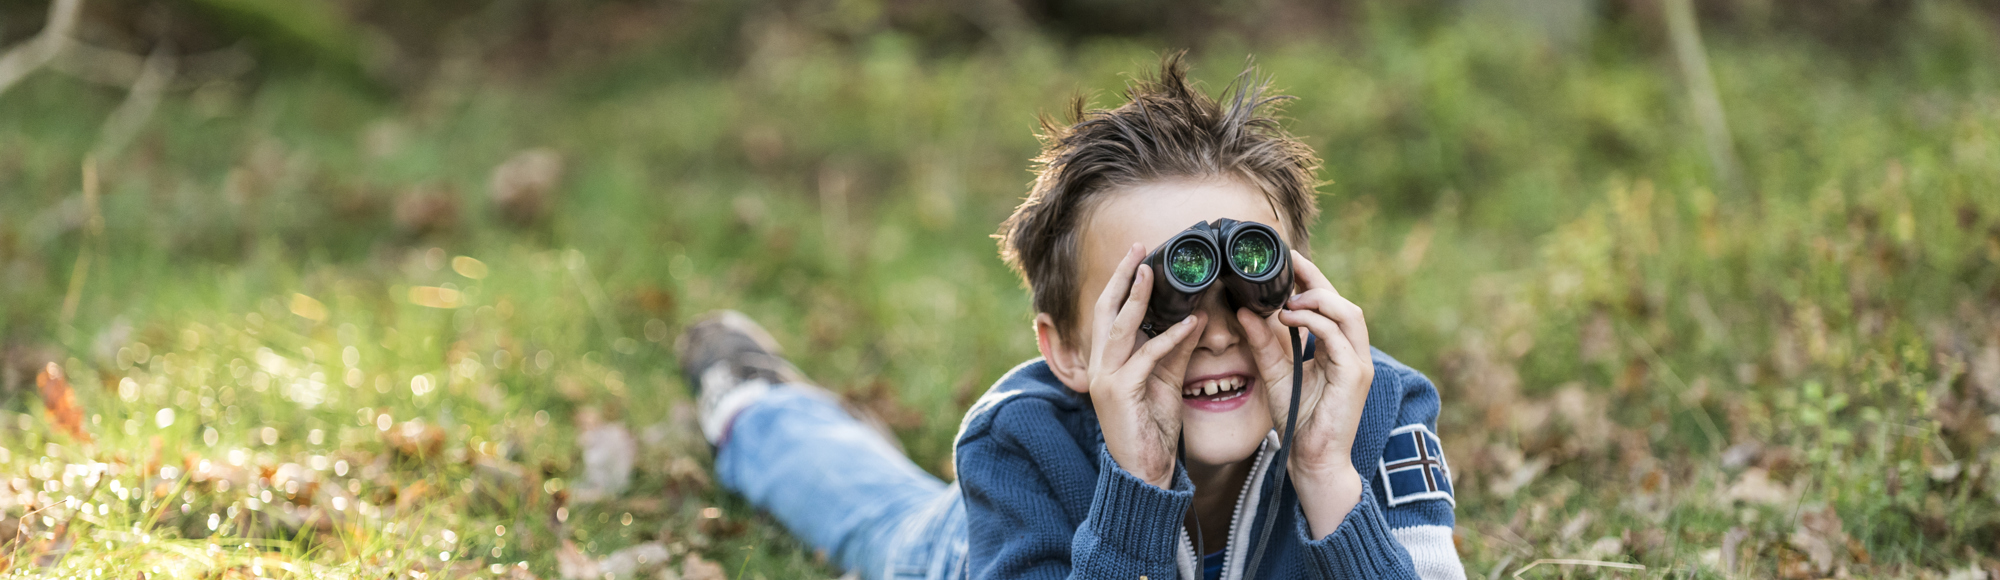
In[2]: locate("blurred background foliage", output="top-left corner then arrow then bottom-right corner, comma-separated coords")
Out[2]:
1,0 -> 1998,577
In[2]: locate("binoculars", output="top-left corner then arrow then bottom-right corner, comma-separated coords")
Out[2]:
1140,219 -> 1293,336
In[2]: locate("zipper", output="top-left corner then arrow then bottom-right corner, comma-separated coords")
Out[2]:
1179,430 -> 1281,580
1179,527 -> 1198,580
1221,432 -> 1281,580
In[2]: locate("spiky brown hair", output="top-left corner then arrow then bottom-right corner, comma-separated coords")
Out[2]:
996,52 -> 1324,342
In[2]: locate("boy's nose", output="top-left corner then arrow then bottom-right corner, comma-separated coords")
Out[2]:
1194,301 -> 1240,353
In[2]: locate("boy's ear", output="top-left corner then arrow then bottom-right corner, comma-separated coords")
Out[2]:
1034,313 -> 1090,394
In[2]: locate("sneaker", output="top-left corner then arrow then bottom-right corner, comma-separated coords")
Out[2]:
675,310 -> 808,446
673,310 -> 905,453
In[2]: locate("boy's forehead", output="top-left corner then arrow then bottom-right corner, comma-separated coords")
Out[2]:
1076,178 -> 1283,294
1082,179 -> 1284,263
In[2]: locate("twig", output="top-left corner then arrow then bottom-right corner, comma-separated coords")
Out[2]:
1512,559 -> 1645,578
53,42 -> 251,90
1485,554 -> 1517,580
1662,0 -> 1749,203
1622,325 -> 1727,454
0,0 -> 83,98
95,45 -> 176,158
563,250 -> 628,349
59,156 -> 103,327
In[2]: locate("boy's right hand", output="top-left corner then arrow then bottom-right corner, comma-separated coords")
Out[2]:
1088,243 -> 1205,489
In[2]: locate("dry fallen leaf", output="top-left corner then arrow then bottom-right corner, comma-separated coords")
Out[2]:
385,420 -> 447,461
1723,468 -> 1795,506
489,148 -> 564,226
1720,526 -> 1750,575
393,183 -> 460,236
573,423 -> 636,503
680,553 -> 726,580
597,542 -> 672,578
35,363 -> 90,442
666,456 -> 712,492
555,539 -> 600,580
1788,505 -> 1851,576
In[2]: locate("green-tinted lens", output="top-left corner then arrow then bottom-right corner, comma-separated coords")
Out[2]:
1168,243 -> 1215,286
1231,233 -> 1276,276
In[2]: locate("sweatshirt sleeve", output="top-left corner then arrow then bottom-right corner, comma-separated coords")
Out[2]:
1293,479 -> 1422,579
1282,349 -> 1466,579
1068,445 -> 1193,578
960,397 -> 1191,580
1369,358 -> 1469,580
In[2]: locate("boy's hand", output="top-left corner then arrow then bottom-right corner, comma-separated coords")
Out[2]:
1237,250 -> 1373,538
1089,243 -> 1205,489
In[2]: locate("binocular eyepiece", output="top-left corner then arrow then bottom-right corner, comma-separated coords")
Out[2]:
1140,219 -> 1293,336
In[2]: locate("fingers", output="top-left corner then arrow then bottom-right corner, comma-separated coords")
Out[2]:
1236,308 -> 1277,359
1285,251 -> 1370,359
1236,308 -> 1291,380
1285,289 -> 1371,359
1278,308 -> 1365,383
1149,312 -> 1207,390
1290,250 -> 1336,293
1092,244 -> 1148,335
1106,264 -> 1155,349
1127,313 -> 1200,372
1090,244 -> 1148,367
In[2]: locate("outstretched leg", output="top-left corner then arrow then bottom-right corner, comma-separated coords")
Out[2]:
677,311 -> 959,579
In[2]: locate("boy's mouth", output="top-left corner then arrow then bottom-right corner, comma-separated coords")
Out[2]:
1180,374 -> 1253,411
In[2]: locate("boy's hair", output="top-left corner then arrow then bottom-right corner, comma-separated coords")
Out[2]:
996,53 -> 1323,343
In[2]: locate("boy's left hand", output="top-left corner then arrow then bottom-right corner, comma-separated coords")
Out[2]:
1237,250 -> 1373,539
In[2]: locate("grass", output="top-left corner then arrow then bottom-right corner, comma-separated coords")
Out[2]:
1,3 -> 1998,578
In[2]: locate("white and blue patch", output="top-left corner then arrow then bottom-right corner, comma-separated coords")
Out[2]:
1378,424 -> 1455,507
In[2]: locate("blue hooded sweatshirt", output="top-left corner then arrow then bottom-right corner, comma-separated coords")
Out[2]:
953,348 -> 1466,580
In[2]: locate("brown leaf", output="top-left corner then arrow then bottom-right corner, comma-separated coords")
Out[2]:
385,420 -> 446,461
597,542 -> 671,578
489,148 -> 564,226
680,553 -> 726,580
35,363 -> 90,442
1788,505 -> 1851,575
572,423 -> 636,503
393,183 -> 460,236
631,286 -> 676,317
666,456 -> 712,493
1580,309 -> 1617,363
555,539 -> 599,580
1720,527 -> 1749,575
1775,548 -> 1815,580
1722,468 -> 1795,506
393,480 -> 430,513
1621,528 -> 1667,563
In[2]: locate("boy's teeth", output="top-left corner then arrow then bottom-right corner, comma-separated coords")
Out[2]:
1182,377 -> 1250,399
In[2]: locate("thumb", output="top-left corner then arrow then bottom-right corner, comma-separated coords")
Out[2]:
1237,308 -> 1292,384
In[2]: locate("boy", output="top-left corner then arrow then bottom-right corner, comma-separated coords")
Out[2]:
677,55 -> 1466,580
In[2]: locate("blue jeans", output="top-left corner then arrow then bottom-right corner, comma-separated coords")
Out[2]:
715,385 -> 967,580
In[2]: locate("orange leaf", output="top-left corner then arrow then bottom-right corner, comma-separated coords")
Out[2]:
34,363 -> 90,443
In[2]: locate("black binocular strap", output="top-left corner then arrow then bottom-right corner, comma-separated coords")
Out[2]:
1179,430 -> 1205,573
1242,326 -> 1309,580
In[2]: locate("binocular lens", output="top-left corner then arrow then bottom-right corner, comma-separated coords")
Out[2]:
1230,231 -> 1278,277
1140,219 -> 1292,336
1167,242 -> 1217,286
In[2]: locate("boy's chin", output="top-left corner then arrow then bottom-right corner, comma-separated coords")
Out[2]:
1180,423 -> 1272,468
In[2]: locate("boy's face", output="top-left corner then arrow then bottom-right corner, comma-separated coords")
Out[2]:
1062,176 -> 1282,469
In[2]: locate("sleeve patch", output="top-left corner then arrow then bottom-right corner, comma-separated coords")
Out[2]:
1379,424 -> 1455,507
